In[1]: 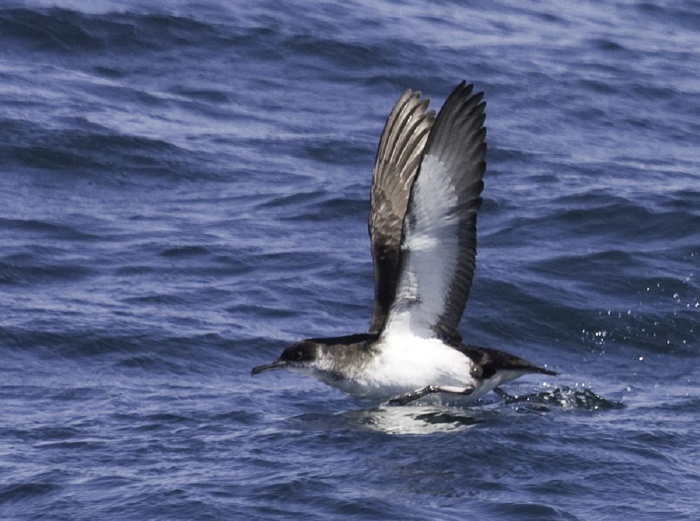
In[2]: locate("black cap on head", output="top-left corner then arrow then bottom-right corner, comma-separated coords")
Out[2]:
251,340 -> 320,375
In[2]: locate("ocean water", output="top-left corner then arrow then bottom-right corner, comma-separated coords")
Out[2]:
1,0 -> 698,519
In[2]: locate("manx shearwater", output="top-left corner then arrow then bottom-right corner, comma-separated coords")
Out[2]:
252,81 -> 557,405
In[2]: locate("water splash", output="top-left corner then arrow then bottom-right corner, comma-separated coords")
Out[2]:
501,385 -> 624,411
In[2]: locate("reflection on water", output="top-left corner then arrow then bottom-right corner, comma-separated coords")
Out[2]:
342,405 -> 485,435
294,386 -> 622,435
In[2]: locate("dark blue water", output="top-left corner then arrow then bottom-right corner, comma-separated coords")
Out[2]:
1,1 -> 698,519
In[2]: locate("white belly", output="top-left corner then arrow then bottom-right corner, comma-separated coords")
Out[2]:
330,335 -> 474,399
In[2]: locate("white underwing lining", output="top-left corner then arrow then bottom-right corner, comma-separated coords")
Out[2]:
384,154 -> 461,338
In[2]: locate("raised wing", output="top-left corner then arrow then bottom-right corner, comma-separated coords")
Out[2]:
368,90 -> 435,333
381,81 -> 487,341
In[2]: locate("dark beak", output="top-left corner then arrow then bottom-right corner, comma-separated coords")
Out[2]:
251,360 -> 288,375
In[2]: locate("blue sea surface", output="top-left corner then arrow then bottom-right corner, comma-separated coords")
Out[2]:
1,1 -> 698,519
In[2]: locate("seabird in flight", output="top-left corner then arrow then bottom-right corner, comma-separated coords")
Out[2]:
252,81 -> 556,405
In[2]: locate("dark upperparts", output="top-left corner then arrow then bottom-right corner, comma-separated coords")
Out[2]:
306,332 -> 379,346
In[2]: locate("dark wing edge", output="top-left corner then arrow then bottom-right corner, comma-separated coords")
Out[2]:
368,89 -> 436,333
426,81 -> 487,339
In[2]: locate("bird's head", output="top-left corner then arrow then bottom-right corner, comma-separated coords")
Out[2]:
251,339 -> 322,375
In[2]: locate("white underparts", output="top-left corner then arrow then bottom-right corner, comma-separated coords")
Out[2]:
324,333 -> 474,399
